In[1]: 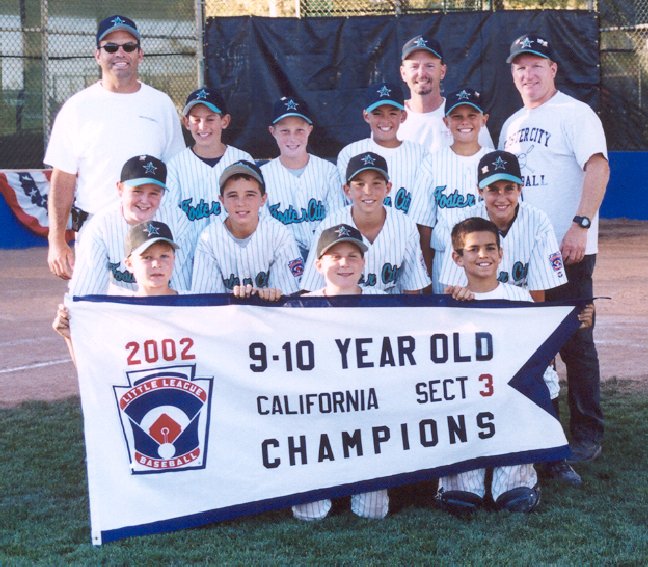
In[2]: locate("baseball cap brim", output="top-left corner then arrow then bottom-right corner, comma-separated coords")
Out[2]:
402,46 -> 443,61
478,172 -> 523,189
129,237 -> 179,258
319,237 -> 368,258
506,49 -> 550,64
123,177 -> 167,189
183,100 -> 223,116
365,100 -> 405,113
272,112 -> 313,125
97,26 -> 140,43
445,101 -> 484,116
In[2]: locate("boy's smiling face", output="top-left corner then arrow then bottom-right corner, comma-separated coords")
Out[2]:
344,170 -> 391,215
479,180 -> 522,230
452,230 -> 502,284
269,116 -> 313,159
220,176 -> 266,237
316,241 -> 365,293
443,104 -> 486,145
184,104 -> 230,150
118,183 -> 163,225
363,104 -> 405,146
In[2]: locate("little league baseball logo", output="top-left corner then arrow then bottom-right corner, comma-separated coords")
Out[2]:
113,364 -> 213,474
549,252 -> 564,275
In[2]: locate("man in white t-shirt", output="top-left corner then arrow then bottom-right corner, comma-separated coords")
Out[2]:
398,34 -> 493,153
499,33 -> 610,464
44,14 -> 185,281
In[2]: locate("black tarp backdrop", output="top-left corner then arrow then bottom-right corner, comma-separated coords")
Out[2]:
204,10 -> 600,160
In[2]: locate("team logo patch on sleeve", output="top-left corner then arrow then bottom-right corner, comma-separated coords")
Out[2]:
113,364 -> 213,474
549,252 -> 564,273
289,257 -> 304,277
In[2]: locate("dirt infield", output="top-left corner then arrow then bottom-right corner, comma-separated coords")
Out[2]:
1,218 -> 646,408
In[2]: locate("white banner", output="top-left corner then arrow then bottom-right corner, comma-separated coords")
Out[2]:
69,294 -> 581,544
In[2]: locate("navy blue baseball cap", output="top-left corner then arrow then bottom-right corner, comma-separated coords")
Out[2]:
478,151 -> 523,189
365,82 -> 405,113
346,152 -> 389,183
183,88 -> 227,116
120,155 -> 167,189
96,15 -> 140,45
445,88 -> 486,116
507,33 -> 553,63
401,35 -> 443,62
219,159 -> 266,194
271,96 -> 313,125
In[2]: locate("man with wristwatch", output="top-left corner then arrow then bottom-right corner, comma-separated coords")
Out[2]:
499,33 -> 609,467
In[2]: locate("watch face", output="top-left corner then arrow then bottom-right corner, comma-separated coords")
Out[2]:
575,216 -> 591,228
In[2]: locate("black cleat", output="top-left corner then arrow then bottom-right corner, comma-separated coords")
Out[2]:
436,489 -> 483,516
495,486 -> 540,513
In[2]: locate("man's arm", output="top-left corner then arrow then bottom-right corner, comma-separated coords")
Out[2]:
47,169 -> 76,279
560,153 -> 610,265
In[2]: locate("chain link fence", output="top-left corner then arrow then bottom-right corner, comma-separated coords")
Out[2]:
0,0 -> 201,168
1,0 -> 646,168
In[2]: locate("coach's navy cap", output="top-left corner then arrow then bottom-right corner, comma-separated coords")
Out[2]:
96,15 -> 140,45
125,221 -> 179,258
346,152 -> 389,183
120,155 -> 167,189
477,150 -> 523,189
401,35 -> 443,62
506,33 -> 553,63
445,87 -> 486,116
317,224 -> 368,259
271,96 -> 313,125
219,159 -> 266,194
365,82 -> 405,113
183,87 -> 227,116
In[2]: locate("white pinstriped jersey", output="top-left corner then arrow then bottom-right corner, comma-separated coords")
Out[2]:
165,145 -> 254,246
409,146 -> 490,292
301,206 -> 431,293
260,155 -> 345,255
336,138 -> 433,218
69,202 -> 193,295
438,201 -> 567,291
191,216 -> 303,294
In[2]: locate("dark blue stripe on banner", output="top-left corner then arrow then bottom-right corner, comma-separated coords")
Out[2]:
100,443 -> 568,544
75,293 -> 594,310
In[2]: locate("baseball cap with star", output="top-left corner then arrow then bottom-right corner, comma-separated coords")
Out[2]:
96,15 -> 140,45
345,152 -> 390,184
125,221 -> 179,258
444,87 -> 486,116
506,33 -> 553,63
120,155 -> 167,189
271,96 -> 313,125
183,87 -> 227,116
401,34 -> 444,62
316,223 -> 368,258
477,150 -> 523,189
365,81 -> 405,113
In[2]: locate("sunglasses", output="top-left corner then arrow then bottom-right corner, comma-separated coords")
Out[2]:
99,42 -> 140,53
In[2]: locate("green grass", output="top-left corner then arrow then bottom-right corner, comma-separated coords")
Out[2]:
1,379 -> 646,565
